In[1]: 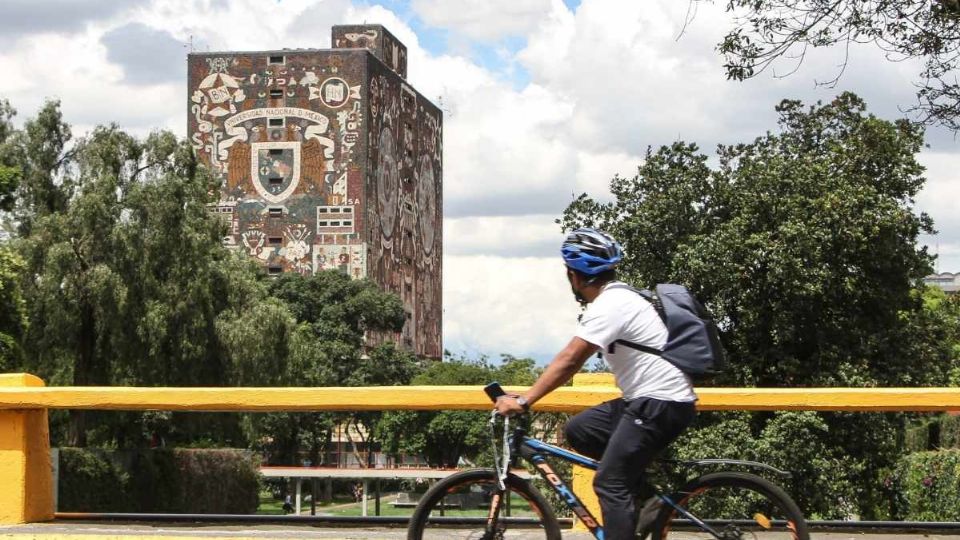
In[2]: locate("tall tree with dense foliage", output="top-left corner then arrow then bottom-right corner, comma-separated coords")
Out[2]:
560,92 -> 956,517
376,355 -> 541,468
0,99 -> 26,370
713,0 -> 960,130
227,270 -> 419,467
2,98 -> 420,455
12,114 -> 243,444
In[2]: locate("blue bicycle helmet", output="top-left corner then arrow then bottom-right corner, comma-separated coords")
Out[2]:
561,227 -> 623,275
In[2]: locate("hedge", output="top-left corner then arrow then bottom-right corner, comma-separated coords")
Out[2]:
894,449 -> 960,521
58,448 -> 260,513
904,414 -> 960,453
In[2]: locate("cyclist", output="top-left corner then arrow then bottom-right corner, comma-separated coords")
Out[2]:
494,227 -> 698,540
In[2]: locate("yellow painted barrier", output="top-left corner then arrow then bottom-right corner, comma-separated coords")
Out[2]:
2,383 -> 960,412
0,374 -> 54,524
3,370 -> 960,528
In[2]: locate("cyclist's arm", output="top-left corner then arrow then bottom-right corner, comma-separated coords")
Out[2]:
495,337 -> 597,415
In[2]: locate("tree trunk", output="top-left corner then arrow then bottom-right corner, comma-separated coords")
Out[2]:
343,418 -> 367,468
68,303 -> 96,447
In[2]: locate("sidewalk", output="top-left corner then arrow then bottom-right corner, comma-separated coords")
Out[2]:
0,522 -> 952,539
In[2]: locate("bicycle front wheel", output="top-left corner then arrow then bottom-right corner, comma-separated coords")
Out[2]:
651,471 -> 809,540
407,468 -> 562,540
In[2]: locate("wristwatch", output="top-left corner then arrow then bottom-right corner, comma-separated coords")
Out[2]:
516,396 -> 530,412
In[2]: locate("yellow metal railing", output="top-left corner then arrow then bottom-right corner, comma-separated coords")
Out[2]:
2,371 -> 960,526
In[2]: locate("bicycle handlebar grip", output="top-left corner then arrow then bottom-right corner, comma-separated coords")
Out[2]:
483,382 -> 506,402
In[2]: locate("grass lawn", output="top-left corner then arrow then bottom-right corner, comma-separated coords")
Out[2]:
256,490 -> 417,517
256,492 -> 287,515
257,490 -> 539,518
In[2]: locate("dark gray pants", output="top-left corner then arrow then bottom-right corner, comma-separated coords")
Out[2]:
564,397 -> 697,540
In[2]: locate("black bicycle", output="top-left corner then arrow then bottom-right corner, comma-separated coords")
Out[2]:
407,383 -> 809,540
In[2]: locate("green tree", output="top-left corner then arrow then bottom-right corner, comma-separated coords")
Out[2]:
376,355 -> 541,468
230,270 -> 418,468
560,92 -> 952,517
4,99 -> 421,453
4,100 -> 73,235
0,247 -> 26,371
11,105 -> 252,445
0,101 -> 25,369
713,0 -> 960,130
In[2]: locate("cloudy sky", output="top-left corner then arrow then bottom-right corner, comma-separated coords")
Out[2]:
1,0 -> 957,363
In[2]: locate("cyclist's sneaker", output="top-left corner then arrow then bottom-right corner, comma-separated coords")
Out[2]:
635,495 -> 662,540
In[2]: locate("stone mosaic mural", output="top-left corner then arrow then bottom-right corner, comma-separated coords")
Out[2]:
187,24 -> 442,358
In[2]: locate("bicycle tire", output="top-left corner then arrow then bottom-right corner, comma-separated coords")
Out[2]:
650,471 -> 809,540
407,468 -> 562,540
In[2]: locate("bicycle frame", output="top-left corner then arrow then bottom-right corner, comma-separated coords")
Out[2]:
518,436 -> 605,537
515,434 -> 729,540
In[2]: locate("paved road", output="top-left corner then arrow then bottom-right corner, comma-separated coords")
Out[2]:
0,523 -> 955,539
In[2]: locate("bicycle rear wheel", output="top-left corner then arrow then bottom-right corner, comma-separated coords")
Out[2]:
407,468 -> 562,540
651,471 -> 809,540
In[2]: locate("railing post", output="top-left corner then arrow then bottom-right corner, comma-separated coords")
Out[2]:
0,373 -> 54,524
570,373 -> 613,531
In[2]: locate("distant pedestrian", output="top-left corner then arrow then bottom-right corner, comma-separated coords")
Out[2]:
282,494 -> 293,514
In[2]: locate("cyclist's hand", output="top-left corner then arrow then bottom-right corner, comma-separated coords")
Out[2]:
494,395 -> 525,417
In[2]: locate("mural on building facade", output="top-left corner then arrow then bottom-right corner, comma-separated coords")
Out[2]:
366,59 -> 443,356
188,25 -> 441,357
189,52 -> 365,276
314,243 -> 367,279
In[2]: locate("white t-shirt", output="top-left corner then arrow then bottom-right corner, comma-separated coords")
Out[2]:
575,282 -> 697,403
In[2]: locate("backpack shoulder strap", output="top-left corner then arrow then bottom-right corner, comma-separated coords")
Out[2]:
601,283 -> 665,356
609,339 -> 663,356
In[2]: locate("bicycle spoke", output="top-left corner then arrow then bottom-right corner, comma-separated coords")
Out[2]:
653,473 -> 808,540
408,470 -> 560,540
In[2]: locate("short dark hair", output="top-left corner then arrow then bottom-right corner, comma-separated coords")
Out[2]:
569,267 -> 617,286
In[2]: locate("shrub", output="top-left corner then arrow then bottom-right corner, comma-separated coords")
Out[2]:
58,448 -> 260,513
58,448 -> 131,512
174,449 -> 260,513
893,450 -> 960,521
672,411 -> 861,520
903,414 -> 960,453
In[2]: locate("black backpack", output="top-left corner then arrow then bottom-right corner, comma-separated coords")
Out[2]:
605,283 -> 726,378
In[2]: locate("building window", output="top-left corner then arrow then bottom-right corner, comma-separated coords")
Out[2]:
268,118 -> 285,128
269,177 -> 284,186
268,265 -> 283,275
316,206 -> 356,234
268,207 -> 283,217
268,55 -> 285,65
268,236 -> 283,246
405,283 -> 412,293
269,89 -> 283,99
